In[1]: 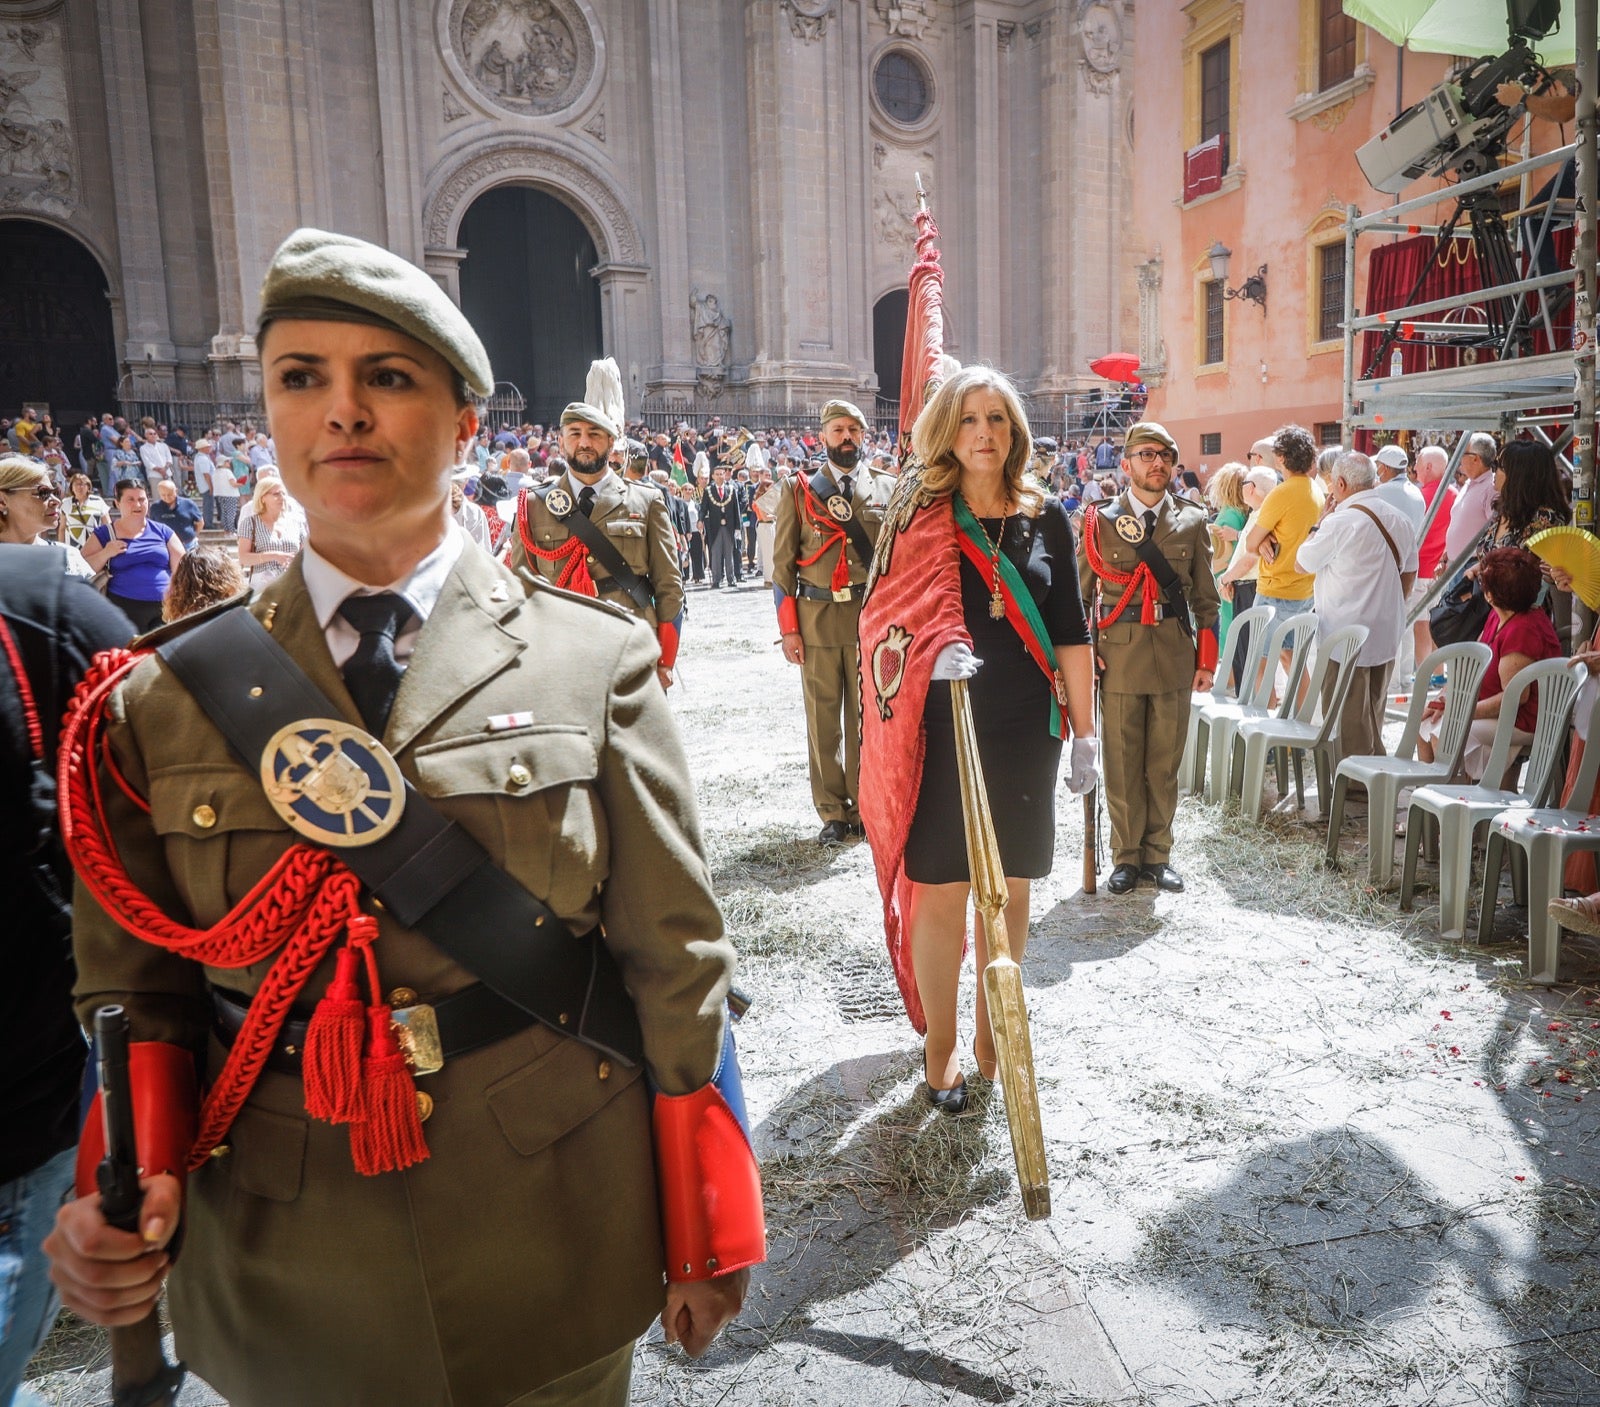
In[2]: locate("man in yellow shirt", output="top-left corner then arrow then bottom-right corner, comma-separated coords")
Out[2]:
1246,424 -> 1325,626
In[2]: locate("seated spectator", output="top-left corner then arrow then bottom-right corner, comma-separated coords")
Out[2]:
1409,446 -> 1458,683
1484,438 -> 1570,559
1295,450 -> 1419,760
162,544 -> 245,621
148,477 -> 204,548
1416,547 -> 1563,780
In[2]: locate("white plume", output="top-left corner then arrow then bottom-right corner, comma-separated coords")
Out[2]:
584,357 -> 626,433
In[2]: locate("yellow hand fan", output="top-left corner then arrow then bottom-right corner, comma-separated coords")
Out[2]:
1526,526 -> 1600,611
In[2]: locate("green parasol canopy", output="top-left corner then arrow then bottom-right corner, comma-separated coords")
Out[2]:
1342,1 -> 1581,64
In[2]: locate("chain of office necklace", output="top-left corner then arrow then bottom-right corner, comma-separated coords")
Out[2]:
962,491 -> 1010,619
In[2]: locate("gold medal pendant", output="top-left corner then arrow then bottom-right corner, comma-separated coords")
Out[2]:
989,585 -> 1006,619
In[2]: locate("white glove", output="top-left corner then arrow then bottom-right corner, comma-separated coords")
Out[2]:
1066,736 -> 1100,796
931,642 -> 982,681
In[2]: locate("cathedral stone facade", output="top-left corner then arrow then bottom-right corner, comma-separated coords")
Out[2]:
0,0 -> 1134,426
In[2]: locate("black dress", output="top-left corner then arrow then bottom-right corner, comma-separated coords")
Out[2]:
904,498 -> 1091,884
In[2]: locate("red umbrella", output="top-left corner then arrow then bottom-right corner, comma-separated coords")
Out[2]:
1089,353 -> 1141,384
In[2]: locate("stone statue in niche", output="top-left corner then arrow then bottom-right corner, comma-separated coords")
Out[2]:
453,0 -> 588,116
781,0 -> 835,42
690,288 -> 732,388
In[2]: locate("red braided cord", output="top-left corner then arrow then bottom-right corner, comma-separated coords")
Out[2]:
1082,513 -> 1159,629
58,649 -> 366,1166
515,489 -> 596,596
793,478 -> 851,590
0,617 -> 42,761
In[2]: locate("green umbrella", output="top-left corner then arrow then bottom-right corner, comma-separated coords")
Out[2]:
1342,0 -> 1581,64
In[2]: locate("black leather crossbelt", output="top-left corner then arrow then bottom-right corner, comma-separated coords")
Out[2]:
211,981 -> 541,1076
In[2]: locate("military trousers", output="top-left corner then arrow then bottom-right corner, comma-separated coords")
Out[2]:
1101,687 -> 1190,866
801,641 -> 862,823
511,1341 -> 633,1407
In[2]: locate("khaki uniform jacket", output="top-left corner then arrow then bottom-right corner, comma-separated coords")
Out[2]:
772,466 -> 895,650
72,546 -> 731,1406
507,473 -> 685,629
1077,490 -> 1221,695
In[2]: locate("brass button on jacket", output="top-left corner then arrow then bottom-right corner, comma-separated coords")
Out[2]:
192,804 -> 218,829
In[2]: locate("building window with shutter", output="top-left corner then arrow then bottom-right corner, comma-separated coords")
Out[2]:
1315,422 -> 1343,446
1200,40 -> 1230,149
1200,433 -> 1222,456
1318,242 -> 1345,343
1319,0 -> 1357,91
1203,280 -> 1225,365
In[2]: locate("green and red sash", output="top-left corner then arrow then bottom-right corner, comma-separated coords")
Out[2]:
951,495 -> 1064,740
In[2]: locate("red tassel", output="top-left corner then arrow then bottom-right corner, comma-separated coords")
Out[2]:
302,946 -> 367,1122
349,1007 -> 429,1176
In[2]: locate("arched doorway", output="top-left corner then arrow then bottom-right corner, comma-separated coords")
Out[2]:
873,288 -> 909,405
457,186 -> 602,426
0,220 -> 116,431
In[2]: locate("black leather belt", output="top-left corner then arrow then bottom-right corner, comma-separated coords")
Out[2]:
796,581 -> 866,603
212,981 -> 538,1076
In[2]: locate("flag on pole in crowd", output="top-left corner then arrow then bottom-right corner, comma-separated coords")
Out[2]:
897,173 -> 946,465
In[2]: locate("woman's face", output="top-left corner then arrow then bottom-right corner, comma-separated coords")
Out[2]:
71,476 -> 90,502
951,387 -> 1013,479
118,485 -> 149,519
1,476 -> 59,539
259,484 -> 286,517
261,319 -> 476,548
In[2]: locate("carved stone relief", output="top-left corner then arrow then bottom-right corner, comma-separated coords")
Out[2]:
873,154 -> 933,263
1136,257 -> 1166,387
449,0 -> 594,117
781,0 -> 834,42
876,0 -> 931,39
0,16 -> 76,215
1079,1 -> 1122,96
443,88 -> 469,122
996,20 -> 1015,50
582,110 -> 605,142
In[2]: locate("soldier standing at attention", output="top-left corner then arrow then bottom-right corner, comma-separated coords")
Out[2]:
773,400 -> 894,844
1079,422 -> 1220,895
44,228 -> 762,1407
507,359 -> 685,688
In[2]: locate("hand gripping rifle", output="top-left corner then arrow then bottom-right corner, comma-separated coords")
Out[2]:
93,1006 -> 188,1407
950,680 -> 1050,1220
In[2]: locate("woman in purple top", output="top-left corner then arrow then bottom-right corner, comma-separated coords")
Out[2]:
81,478 -> 186,633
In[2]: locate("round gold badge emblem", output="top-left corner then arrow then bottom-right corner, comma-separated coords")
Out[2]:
260,719 -> 406,846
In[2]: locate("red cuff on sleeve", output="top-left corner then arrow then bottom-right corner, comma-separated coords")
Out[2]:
777,593 -> 799,636
657,619 -> 680,670
75,1042 -> 199,1197
652,1083 -> 766,1282
1197,626 -> 1218,673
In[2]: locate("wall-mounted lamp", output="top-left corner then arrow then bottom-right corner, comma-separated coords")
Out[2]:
1207,242 -> 1268,314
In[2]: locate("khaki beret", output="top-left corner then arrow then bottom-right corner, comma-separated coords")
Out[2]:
258,228 -> 494,398
1124,421 -> 1179,457
560,402 -> 621,441
820,398 -> 867,428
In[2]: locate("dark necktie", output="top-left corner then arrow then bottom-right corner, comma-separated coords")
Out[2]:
839,474 -> 854,500
1144,509 -> 1157,540
578,486 -> 596,518
338,593 -> 415,735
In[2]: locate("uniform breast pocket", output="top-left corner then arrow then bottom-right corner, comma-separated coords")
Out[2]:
605,520 -> 645,539
147,763 -> 289,923
412,724 -> 603,908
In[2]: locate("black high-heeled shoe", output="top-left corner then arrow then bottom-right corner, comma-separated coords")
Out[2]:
923,1041 -> 969,1114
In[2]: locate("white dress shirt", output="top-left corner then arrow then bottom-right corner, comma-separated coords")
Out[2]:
1444,469 -> 1497,563
1295,487 -> 1420,666
300,524 -> 466,670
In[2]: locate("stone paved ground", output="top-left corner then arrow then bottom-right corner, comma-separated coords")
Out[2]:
28,582 -> 1600,1406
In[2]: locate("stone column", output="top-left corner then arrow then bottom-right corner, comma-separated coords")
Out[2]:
95,0 -> 177,393
950,1 -> 1005,364
594,263 -> 654,412
645,0 -> 696,399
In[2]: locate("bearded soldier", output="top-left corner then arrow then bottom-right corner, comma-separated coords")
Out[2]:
506,360 -> 685,688
1078,422 -> 1220,895
772,400 -> 895,844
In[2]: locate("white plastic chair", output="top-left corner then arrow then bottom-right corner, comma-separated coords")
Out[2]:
1226,624 -> 1370,821
1183,604 -> 1270,796
1324,641 -> 1494,886
1401,660 -> 1588,939
1200,612 -> 1319,805
1479,690 -> 1600,982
